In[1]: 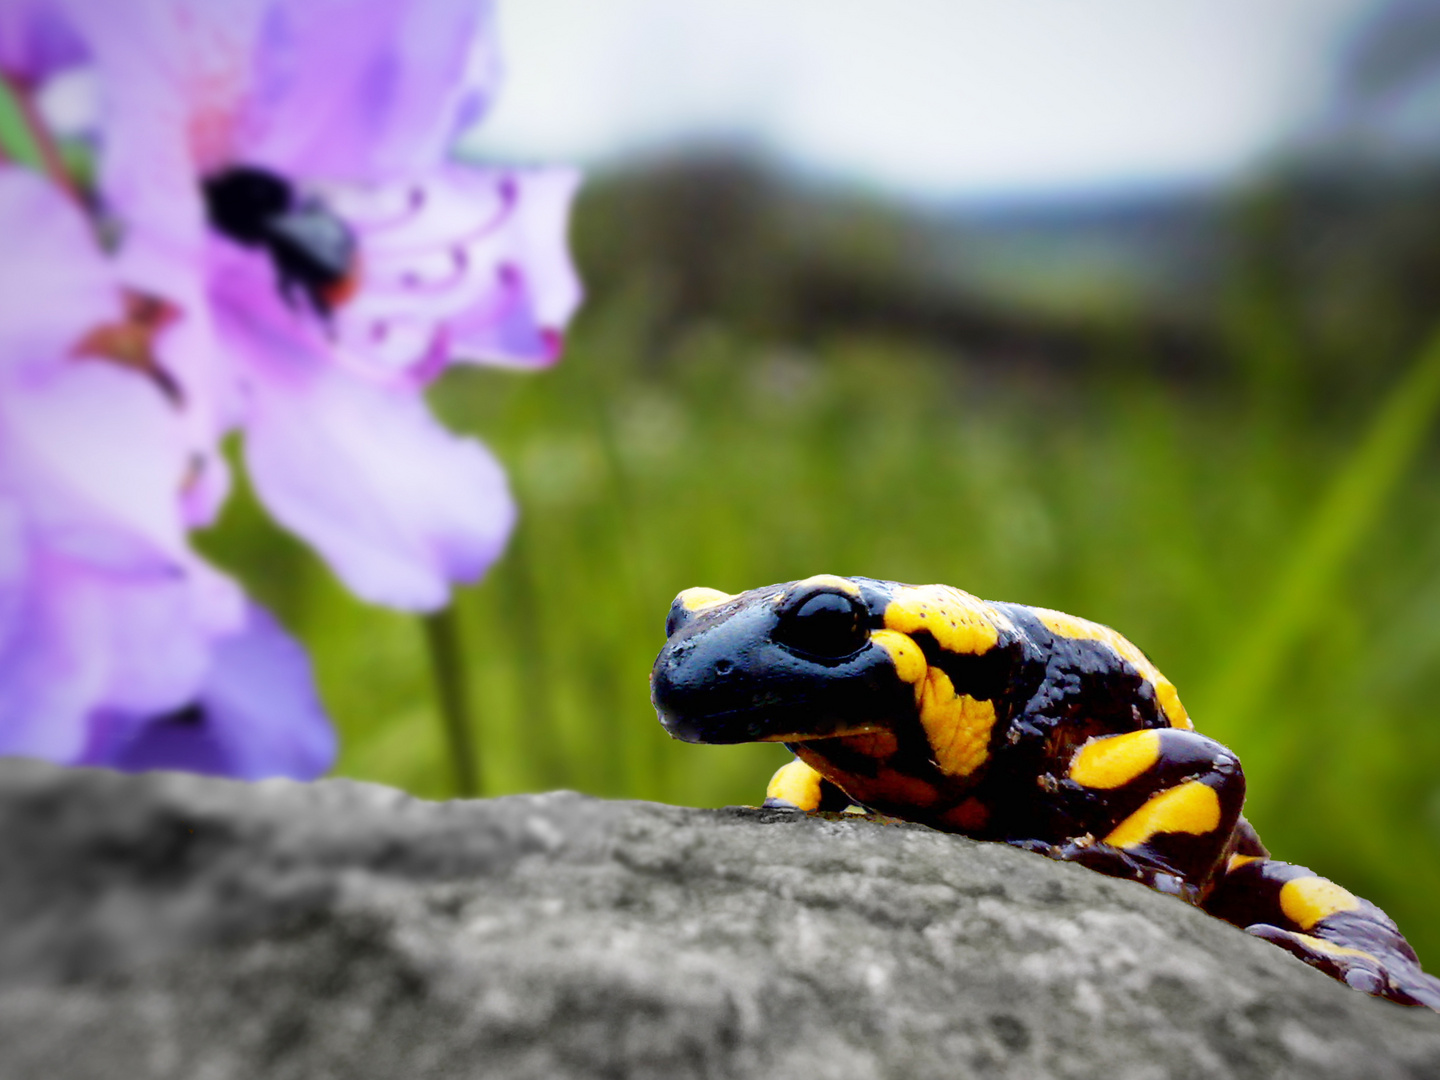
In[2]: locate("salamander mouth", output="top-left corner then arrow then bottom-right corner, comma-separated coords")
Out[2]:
655,698 -> 885,745
756,724 -> 887,743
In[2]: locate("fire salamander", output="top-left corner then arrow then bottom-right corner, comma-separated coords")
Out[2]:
650,574 -> 1440,1010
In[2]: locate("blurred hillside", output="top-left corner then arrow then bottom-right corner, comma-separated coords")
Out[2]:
566,0 -> 1440,398
575,151 -> 1440,400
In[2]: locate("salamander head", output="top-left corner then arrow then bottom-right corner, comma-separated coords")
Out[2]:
650,575 -> 918,745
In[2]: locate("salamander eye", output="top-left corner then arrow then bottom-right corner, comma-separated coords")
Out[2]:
775,590 -> 868,659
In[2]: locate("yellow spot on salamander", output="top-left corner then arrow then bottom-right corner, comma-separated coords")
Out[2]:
884,585 -> 1009,657
1279,877 -> 1361,931
1104,780 -> 1221,850
1069,730 -> 1163,790
791,574 -> 862,598
677,587 -> 733,612
766,758 -> 826,810
1282,932 -> 1378,962
1033,608 -> 1192,729
917,667 -> 997,778
871,629 -> 927,694
1227,854 -> 1262,872
1152,684 -> 1191,730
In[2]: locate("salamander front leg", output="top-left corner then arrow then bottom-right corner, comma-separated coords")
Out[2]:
1206,857 -> 1440,1009
1030,728 -> 1248,904
763,757 -> 857,811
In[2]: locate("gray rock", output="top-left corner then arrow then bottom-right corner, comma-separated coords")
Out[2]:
0,758 -> 1437,1080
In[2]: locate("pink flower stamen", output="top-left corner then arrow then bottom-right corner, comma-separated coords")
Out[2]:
334,184 -> 428,231
378,247 -> 470,297
351,177 -> 517,261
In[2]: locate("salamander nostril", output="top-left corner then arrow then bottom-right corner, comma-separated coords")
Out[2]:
714,659 -> 734,676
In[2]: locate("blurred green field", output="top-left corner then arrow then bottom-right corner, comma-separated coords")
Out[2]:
203,266 -> 1440,968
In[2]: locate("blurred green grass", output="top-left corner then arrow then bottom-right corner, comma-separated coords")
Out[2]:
202,277 -> 1440,967
7,59 -> 1438,993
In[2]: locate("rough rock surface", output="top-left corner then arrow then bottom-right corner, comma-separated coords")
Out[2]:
1,758 -> 1438,1080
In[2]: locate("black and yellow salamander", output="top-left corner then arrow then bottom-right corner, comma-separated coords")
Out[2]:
650,574 -> 1440,1010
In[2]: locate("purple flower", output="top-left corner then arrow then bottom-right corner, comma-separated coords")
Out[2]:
0,0 -> 86,85
77,603 -> 335,780
0,167 -> 334,779
0,356 -> 232,761
0,0 -> 581,780
57,0 -> 582,610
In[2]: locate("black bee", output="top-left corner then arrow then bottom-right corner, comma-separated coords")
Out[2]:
202,165 -> 358,316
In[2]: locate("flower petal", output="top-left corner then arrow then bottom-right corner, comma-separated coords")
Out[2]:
445,166 -> 583,367
54,0 -> 240,219
0,170 -> 226,527
0,168 -> 117,369
247,0 -> 500,181
0,360 -> 193,570
80,602 -> 335,780
0,544 -> 107,761
0,542 -> 242,762
0,0 -> 86,83
93,557 -> 244,713
123,252 -> 238,527
235,329 -> 514,609
41,4 -> 236,528
328,166 -> 582,374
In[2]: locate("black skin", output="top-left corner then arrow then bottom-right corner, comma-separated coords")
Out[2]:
652,576 -> 1440,1010
202,165 -> 357,317
652,577 -> 1238,888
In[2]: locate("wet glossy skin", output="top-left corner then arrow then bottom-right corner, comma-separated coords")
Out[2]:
652,574 -> 1440,1010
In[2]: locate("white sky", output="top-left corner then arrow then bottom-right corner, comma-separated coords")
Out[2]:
466,0 -> 1375,200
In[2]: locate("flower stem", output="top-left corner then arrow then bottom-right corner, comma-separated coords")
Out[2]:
0,80 -> 24,165
423,605 -> 479,798
0,73 -> 80,203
